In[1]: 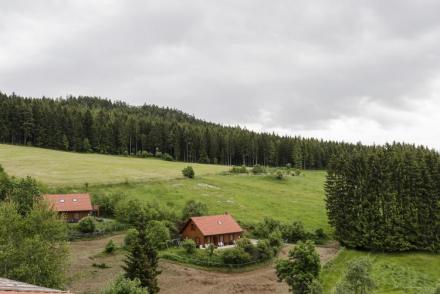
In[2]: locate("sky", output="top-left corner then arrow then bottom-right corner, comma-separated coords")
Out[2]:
1,1 -> 440,149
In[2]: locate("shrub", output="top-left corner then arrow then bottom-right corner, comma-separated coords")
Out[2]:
93,262 -> 111,269
207,243 -> 215,257
275,170 -> 284,180
229,165 -> 248,174
256,239 -> 273,260
293,169 -> 301,176
335,257 -> 376,294
146,220 -> 170,249
102,276 -> 147,294
182,239 -> 196,254
313,228 -> 327,244
181,200 -> 208,221
276,240 -> 321,294
161,153 -> 174,161
251,164 -> 266,174
253,217 -> 282,239
268,230 -> 283,254
78,216 -> 95,233
105,239 -> 116,253
124,228 -> 139,249
182,166 -> 195,178
282,221 -> 307,243
236,237 -> 258,258
222,247 -> 251,265
93,192 -> 125,217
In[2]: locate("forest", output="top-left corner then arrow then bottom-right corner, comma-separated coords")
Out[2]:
0,92 -> 365,168
325,143 -> 440,252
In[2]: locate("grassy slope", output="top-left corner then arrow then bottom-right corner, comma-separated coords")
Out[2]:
322,249 -> 440,294
0,144 -> 228,186
88,171 -> 329,232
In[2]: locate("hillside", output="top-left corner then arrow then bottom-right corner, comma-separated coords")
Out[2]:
0,92 -> 364,168
0,144 -> 228,186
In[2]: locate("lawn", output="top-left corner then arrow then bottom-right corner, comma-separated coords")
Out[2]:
87,171 -> 329,232
0,144 -> 228,186
321,249 -> 440,294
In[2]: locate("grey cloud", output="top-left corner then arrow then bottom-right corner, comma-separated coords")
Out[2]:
1,0 -> 440,146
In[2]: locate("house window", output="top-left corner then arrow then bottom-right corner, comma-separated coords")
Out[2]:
73,198 -> 78,202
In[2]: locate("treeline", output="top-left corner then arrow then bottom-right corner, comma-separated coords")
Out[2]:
325,143 -> 440,252
0,92 -> 363,168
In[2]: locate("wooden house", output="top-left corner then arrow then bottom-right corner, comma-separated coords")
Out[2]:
44,193 -> 95,222
180,213 -> 243,247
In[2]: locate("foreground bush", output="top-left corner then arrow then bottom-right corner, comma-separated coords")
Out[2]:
229,165 -> 248,174
182,239 -> 196,254
78,216 -> 96,233
335,257 -> 375,294
102,276 -> 147,294
326,144 -> 440,251
251,164 -> 266,174
222,247 -> 251,265
182,166 -> 195,178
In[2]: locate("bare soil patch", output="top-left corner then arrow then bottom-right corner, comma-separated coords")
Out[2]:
68,235 -> 339,294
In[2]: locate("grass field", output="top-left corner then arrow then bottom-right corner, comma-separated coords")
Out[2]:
87,172 -> 329,232
0,144 -> 228,186
322,249 -> 440,294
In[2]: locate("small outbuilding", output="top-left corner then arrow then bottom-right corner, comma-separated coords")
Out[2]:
180,213 -> 243,247
44,193 -> 95,222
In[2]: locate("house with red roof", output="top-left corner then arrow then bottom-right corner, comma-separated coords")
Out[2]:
0,277 -> 70,293
44,193 -> 95,222
180,213 -> 243,247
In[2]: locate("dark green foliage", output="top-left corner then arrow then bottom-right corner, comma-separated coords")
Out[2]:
275,170 -> 284,180
102,276 -> 147,294
229,165 -> 248,174
282,221 -> 307,243
145,220 -> 170,249
276,240 -> 321,294
326,143 -> 440,252
221,247 -> 251,265
0,201 -> 69,288
335,258 -> 375,294
123,219 -> 161,293
253,217 -> 282,239
207,243 -> 215,257
78,216 -> 96,233
181,239 -> 196,254
181,199 -> 208,221
93,192 -> 124,217
0,92 -> 364,168
256,239 -> 273,260
124,228 -> 139,249
93,262 -> 111,269
252,164 -> 266,174
105,239 -> 116,254
182,166 -> 195,178
6,176 -> 41,215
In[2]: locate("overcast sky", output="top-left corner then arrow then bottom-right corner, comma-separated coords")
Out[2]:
1,1 -> 440,149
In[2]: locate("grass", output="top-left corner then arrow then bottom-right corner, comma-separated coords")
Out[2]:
87,171 -> 329,232
322,249 -> 440,294
0,144 -> 228,186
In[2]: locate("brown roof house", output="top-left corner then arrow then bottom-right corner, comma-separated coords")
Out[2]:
44,193 -> 94,222
180,213 -> 243,247
0,277 -> 70,294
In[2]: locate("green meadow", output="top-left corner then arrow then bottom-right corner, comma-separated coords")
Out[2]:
1,144 -> 439,293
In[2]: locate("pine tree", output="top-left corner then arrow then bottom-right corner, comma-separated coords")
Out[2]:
123,218 -> 161,294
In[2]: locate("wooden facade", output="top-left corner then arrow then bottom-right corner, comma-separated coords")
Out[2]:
180,214 -> 243,247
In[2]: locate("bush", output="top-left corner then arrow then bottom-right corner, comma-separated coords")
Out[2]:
105,239 -> 116,254
124,228 -> 139,249
282,221 -> 307,243
335,257 -> 376,294
253,217 -> 282,239
275,170 -> 284,180
181,200 -> 208,221
182,239 -> 196,254
182,166 -> 195,179
256,239 -> 273,260
313,228 -> 327,244
207,243 -> 215,257
102,276 -> 147,294
236,237 -> 258,259
93,262 -> 111,269
146,220 -> 170,249
251,164 -> 266,174
293,169 -> 301,176
268,230 -> 283,254
93,192 -> 124,217
78,216 -> 95,233
229,165 -> 248,174
222,247 -> 251,265
161,153 -> 174,161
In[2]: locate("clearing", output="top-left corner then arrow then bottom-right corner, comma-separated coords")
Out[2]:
0,144 -> 228,186
68,234 -> 339,294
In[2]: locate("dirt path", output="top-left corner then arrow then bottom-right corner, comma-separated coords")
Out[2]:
68,234 -> 339,294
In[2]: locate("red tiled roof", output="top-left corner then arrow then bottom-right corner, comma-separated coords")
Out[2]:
44,193 -> 93,212
189,214 -> 243,236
